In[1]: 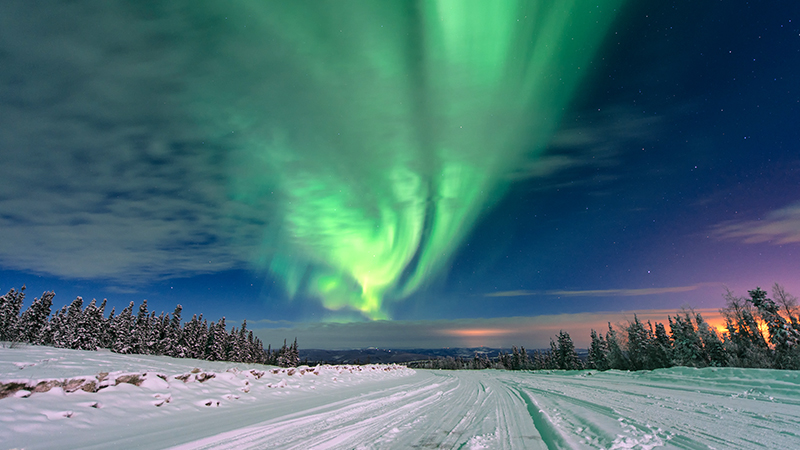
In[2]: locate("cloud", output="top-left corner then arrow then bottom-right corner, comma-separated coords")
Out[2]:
712,202 -> 800,245
486,282 -> 721,298
252,308 -> 727,349
485,290 -> 539,297
507,106 -> 661,183
0,1 -> 267,284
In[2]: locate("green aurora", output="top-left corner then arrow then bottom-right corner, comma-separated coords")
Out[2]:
211,1 -> 625,320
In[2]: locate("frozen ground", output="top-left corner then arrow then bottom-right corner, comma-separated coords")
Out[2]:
1,345 -> 799,449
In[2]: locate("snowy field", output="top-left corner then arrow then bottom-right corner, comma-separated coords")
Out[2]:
2,345 -> 799,449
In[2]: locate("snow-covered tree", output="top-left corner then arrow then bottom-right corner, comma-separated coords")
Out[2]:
606,323 -> 628,370
695,313 -> 727,367
62,297 -> 85,349
113,301 -> 135,354
625,316 -> 651,370
748,286 -> 800,369
276,338 -> 300,367
0,287 -> 25,342
649,321 -> 673,369
588,329 -> 609,370
101,304 -> 115,349
74,299 -> 103,350
555,330 -> 582,370
669,313 -> 707,367
164,304 -> 184,358
205,318 -> 228,361
17,291 -> 54,345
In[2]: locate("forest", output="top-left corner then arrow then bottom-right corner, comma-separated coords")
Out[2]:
0,288 -> 300,367
412,284 -> 800,371
3,284 -> 799,373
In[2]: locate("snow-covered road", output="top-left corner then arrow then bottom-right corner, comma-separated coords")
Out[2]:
177,370 -> 541,450
179,369 -> 800,449
3,346 -> 800,449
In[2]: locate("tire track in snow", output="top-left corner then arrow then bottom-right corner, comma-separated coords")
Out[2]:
172,368 -> 800,450
173,371 -> 548,450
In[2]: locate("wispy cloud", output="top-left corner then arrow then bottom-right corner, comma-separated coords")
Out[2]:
485,290 -> 539,297
508,106 -> 661,183
486,282 -> 721,298
712,202 -> 800,245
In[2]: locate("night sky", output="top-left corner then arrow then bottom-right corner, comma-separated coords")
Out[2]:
1,1 -> 798,349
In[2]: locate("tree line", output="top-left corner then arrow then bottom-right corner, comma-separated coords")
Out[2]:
0,287 -> 300,367
412,284 -> 800,371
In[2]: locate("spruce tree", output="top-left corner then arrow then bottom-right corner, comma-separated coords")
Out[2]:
625,316 -> 651,370
49,305 -> 68,347
0,287 -> 25,342
606,322 -> 628,370
695,313 -> 727,367
166,305 -> 184,358
102,305 -> 116,350
74,299 -> 102,350
588,329 -> 609,370
650,322 -> 673,369
153,312 -> 169,355
112,301 -> 135,354
556,330 -> 582,370
17,291 -> 54,345
64,297 -> 84,349
669,314 -> 706,367
182,314 -> 200,358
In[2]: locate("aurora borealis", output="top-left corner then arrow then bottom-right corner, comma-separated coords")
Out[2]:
1,0 -> 799,348
219,0 -> 624,319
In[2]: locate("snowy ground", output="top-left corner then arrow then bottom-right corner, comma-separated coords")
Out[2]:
2,345 -> 799,449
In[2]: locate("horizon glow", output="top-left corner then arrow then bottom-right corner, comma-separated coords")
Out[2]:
222,1 -> 625,319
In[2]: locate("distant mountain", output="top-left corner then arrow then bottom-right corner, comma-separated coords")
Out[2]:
301,348 -> 518,365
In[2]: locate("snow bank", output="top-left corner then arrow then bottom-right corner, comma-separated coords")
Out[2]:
0,345 -> 414,449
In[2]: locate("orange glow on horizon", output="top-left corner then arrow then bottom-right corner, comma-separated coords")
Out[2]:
443,328 -> 513,337
704,316 -> 728,335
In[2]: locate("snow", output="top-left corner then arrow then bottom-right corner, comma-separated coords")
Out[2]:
2,345 -> 800,449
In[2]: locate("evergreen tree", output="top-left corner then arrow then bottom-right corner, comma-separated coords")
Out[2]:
276,338 -> 300,367
276,339 -> 289,367
0,287 -> 25,342
112,301 -> 135,354
102,305 -> 116,350
721,289 -> 771,367
748,287 -> 800,369
555,330 -> 582,370
196,317 -> 210,359
606,323 -> 628,370
695,313 -> 727,367
588,329 -> 609,370
166,304 -> 184,358
49,305 -> 68,347
182,314 -> 200,359
509,345 -> 522,370
669,313 -> 706,367
17,291 -> 54,345
650,322 -> 673,369
519,346 -> 530,370
625,315 -> 651,370
205,318 -> 227,361
153,311 -> 169,355
63,297 -> 84,349
74,299 -> 102,350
